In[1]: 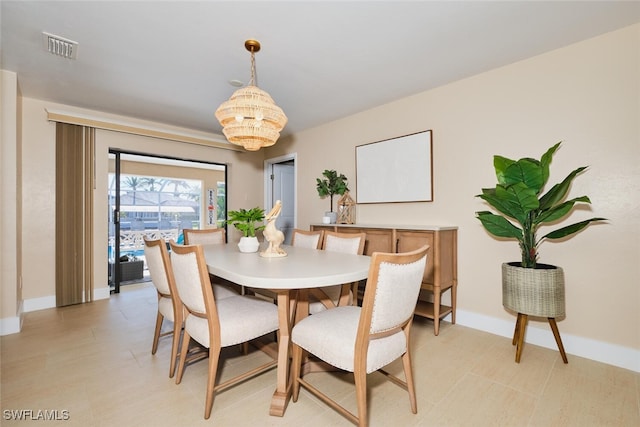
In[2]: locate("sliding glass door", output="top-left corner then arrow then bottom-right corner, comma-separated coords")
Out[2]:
108,150 -> 227,293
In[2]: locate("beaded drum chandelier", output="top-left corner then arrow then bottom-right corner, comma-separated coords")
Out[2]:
215,40 -> 287,151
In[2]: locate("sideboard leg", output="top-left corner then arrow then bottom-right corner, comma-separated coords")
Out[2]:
433,286 -> 442,336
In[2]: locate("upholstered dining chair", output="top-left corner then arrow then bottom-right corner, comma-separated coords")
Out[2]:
182,228 -> 241,299
307,231 -> 366,314
183,228 -> 226,245
170,241 -> 279,420
143,237 -> 182,378
291,245 -> 429,427
291,228 -> 324,249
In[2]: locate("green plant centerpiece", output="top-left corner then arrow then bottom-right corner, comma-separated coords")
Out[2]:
316,169 -> 349,223
226,207 -> 265,253
475,142 -> 606,363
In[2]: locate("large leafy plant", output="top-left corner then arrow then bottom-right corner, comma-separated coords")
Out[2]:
226,207 -> 265,237
476,142 -> 605,268
316,169 -> 349,212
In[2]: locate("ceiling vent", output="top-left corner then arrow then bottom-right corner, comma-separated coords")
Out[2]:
42,32 -> 78,59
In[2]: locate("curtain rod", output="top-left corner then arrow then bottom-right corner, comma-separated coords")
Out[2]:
46,109 -> 242,152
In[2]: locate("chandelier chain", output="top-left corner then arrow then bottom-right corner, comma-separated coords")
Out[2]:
249,51 -> 257,87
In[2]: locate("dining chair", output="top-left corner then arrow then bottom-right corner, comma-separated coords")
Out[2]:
182,228 -> 241,299
143,237 -> 182,378
170,241 -> 279,420
291,245 -> 429,427
291,228 -> 324,249
183,228 -> 226,245
145,236 -> 239,376
308,231 -> 366,314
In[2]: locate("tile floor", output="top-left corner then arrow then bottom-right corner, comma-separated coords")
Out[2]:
1,283 -> 638,426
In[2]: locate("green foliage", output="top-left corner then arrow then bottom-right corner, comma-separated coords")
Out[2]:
316,169 -> 349,212
226,207 -> 265,237
476,142 -> 606,268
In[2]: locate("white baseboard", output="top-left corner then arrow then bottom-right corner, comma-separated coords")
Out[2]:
22,287 -> 111,313
94,286 -> 111,301
0,315 -> 22,335
453,309 -> 640,373
23,295 -> 56,312
0,299 -> 23,335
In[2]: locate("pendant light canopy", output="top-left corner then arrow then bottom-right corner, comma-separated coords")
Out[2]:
215,40 -> 287,151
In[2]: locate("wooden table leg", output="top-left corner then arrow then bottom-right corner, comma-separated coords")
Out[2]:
269,290 -> 295,416
548,317 -> 568,364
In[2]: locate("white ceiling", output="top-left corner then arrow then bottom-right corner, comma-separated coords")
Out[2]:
2,1 -> 639,139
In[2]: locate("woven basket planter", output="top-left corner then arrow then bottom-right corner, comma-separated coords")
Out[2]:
502,262 -> 565,318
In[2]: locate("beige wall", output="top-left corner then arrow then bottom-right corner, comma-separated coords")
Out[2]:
266,25 -> 640,366
1,70 -> 22,334
16,98 -> 264,306
1,24 -> 638,370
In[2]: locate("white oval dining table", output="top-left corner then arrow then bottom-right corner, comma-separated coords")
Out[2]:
202,243 -> 371,417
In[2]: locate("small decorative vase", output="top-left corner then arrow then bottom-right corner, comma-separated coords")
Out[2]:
324,211 -> 337,224
238,236 -> 260,253
502,262 -> 565,317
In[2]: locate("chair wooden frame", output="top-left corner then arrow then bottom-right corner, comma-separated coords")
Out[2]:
310,231 -> 366,310
144,237 -> 182,378
171,242 -> 278,420
183,228 -> 226,245
292,245 -> 429,427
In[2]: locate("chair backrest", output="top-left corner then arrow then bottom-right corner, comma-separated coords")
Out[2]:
169,242 -> 214,318
322,231 -> 366,255
169,241 -> 225,354
143,237 -> 174,297
183,228 -> 226,245
291,229 -> 324,249
359,245 -> 429,337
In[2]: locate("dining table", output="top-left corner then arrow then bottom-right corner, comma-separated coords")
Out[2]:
202,242 -> 371,417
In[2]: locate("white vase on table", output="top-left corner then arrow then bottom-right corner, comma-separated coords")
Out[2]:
324,211 -> 337,224
238,236 -> 260,253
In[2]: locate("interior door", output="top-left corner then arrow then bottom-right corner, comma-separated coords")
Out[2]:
270,161 -> 295,244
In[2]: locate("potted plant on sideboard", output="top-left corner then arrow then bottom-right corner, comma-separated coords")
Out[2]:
226,207 -> 265,253
475,142 -> 606,363
316,169 -> 349,224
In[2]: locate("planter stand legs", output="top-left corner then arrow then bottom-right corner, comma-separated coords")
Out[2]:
548,317 -> 568,363
513,313 -> 527,363
512,313 -> 568,364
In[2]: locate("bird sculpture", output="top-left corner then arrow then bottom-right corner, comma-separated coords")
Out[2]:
260,200 -> 287,258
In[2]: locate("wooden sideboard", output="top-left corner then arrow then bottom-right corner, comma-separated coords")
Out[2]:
311,223 -> 458,335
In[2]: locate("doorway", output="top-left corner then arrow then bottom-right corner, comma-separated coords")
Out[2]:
109,150 -> 227,293
265,154 -> 296,244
